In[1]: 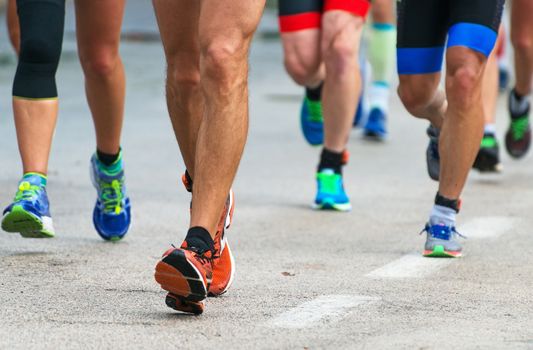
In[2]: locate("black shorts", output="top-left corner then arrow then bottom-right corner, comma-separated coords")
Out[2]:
396,0 -> 505,74
278,0 -> 371,33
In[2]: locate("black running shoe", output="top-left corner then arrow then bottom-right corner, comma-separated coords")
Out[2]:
505,91 -> 531,159
426,125 -> 440,181
473,133 -> 503,173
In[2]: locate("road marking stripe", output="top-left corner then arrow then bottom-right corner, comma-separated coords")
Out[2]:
458,216 -> 516,239
268,295 -> 379,329
365,254 -> 452,279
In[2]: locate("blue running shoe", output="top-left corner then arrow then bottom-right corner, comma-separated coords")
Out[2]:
353,95 -> 365,127
2,173 -> 55,238
90,153 -> 131,241
421,223 -> 464,258
313,169 -> 351,212
499,66 -> 510,92
300,97 -> 324,146
363,107 -> 387,140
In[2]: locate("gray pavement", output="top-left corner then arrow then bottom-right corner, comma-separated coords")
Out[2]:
0,3 -> 532,350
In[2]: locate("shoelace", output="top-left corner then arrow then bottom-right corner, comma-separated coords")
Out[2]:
100,179 -> 124,214
307,99 -> 323,123
511,117 -> 529,140
14,181 -> 41,202
419,224 -> 466,239
174,244 -> 219,264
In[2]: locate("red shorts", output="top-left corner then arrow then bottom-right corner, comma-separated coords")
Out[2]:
278,0 -> 371,33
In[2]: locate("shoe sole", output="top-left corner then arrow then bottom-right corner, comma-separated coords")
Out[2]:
423,245 -> 461,258
154,250 -> 208,312
2,206 -> 54,238
165,293 -> 204,315
363,132 -> 386,142
473,152 -> 503,173
313,200 -> 352,212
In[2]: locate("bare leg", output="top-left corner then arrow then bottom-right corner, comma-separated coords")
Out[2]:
153,0 -> 265,237
511,0 -> 533,96
483,32 -> 502,126
75,0 -> 126,154
191,0 -> 265,236
7,0 -> 20,54
371,0 -> 394,23
14,100 -> 58,174
439,48 -> 487,198
398,73 -> 446,129
281,30 -> 324,88
152,0 -> 202,175
321,11 -> 364,152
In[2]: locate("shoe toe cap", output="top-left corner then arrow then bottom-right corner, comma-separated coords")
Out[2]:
93,205 -> 131,240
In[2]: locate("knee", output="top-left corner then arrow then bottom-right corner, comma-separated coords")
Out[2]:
79,49 -> 121,78
283,53 -> 320,86
323,33 -> 358,78
166,58 -> 201,91
20,36 -> 61,64
445,64 -> 482,106
201,38 -> 248,90
512,32 -> 533,56
398,82 -> 434,116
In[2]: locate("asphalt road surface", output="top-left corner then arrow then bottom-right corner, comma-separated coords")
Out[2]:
0,4 -> 531,350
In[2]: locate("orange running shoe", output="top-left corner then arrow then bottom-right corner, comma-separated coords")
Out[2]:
154,243 -> 213,315
209,190 -> 235,296
180,172 -> 236,297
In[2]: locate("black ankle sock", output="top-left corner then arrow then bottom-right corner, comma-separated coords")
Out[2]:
510,89 -> 530,118
305,83 -> 323,102
318,148 -> 344,174
434,192 -> 461,213
512,89 -> 526,101
185,226 -> 214,253
97,148 -> 121,166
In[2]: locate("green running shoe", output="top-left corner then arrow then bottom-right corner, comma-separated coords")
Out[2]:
473,133 -> 503,173
313,169 -> 351,212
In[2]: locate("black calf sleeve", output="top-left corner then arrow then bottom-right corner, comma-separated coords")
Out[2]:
13,0 -> 65,99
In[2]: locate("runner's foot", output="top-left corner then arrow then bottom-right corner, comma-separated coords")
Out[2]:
363,107 -> 387,140
2,173 -> 55,238
505,89 -> 531,158
91,152 -> 131,241
313,169 -> 351,211
421,222 -> 464,258
300,96 -> 324,146
181,172 -> 235,297
473,133 -> 503,173
155,230 -> 214,315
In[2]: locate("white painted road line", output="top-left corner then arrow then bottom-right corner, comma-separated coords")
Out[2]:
268,295 -> 380,329
459,216 -> 517,239
365,254 -> 452,279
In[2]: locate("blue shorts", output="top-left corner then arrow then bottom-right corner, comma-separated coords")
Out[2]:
397,0 -> 505,75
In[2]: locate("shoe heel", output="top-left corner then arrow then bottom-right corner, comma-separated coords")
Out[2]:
155,256 -> 208,302
165,293 -> 205,315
